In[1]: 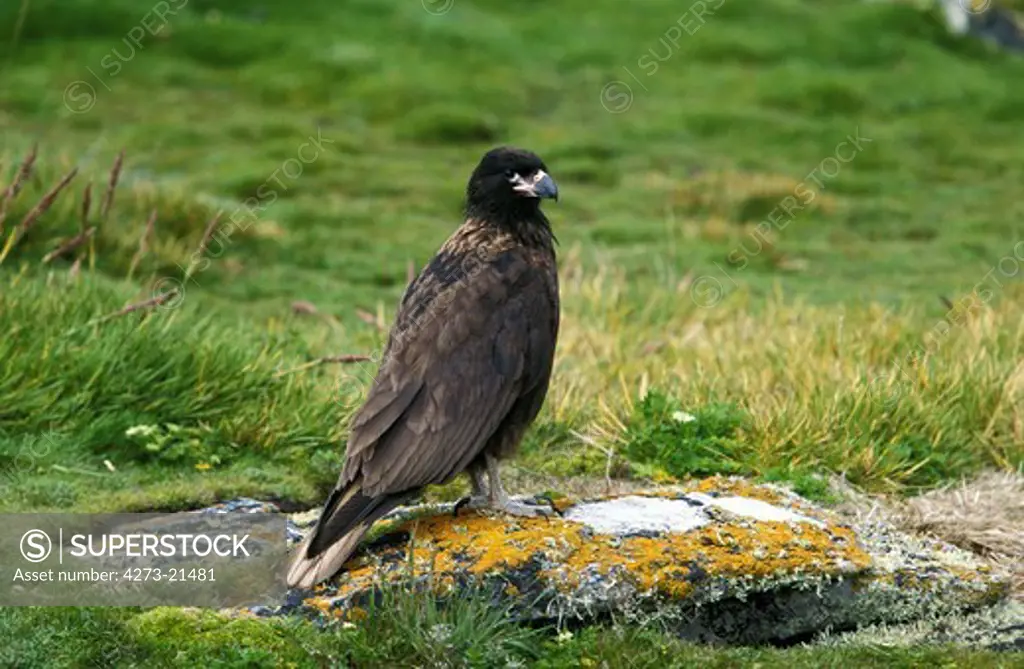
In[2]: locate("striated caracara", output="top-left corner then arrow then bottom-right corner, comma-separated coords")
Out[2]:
287,146 -> 561,589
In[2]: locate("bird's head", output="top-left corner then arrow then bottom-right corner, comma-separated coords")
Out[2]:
465,147 -> 559,226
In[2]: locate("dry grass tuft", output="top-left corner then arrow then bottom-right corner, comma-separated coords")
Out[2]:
832,470 -> 1024,599
897,471 -> 1024,558
894,471 -> 1024,598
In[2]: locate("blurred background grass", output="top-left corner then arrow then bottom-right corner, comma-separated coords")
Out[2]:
1,0 -> 1022,308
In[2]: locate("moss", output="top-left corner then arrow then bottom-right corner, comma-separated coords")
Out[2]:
130,607 -> 298,658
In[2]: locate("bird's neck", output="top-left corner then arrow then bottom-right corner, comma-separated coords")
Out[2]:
464,203 -> 556,252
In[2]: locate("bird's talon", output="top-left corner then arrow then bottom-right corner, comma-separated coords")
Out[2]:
455,495 -> 490,517
453,496 -> 471,517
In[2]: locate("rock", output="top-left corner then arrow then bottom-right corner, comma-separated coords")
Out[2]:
270,477 -> 1009,645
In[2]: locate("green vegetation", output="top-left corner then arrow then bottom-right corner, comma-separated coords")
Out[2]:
619,392 -> 750,480
2,0 -> 1023,664
0,272 -> 349,512
3,602 -> 1024,669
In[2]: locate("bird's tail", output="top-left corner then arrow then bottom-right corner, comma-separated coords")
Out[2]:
286,480 -> 408,589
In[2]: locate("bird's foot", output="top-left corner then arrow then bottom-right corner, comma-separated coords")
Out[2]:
475,455 -> 559,518
485,494 -> 557,518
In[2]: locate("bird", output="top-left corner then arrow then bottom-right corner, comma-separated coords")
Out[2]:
287,146 -> 561,589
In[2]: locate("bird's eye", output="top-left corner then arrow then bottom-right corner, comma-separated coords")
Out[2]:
504,169 -> 516,180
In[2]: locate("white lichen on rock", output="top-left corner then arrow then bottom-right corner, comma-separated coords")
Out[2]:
562,493 -> 824,536
562,496 -> 711,534
819,599 -> 1024,651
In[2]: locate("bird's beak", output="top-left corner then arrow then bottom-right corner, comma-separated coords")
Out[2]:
513,170 -> 559,202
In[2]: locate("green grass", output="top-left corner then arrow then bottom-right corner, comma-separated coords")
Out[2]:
1,604 -> 1021,668
2,0 -> 1024,664
0,271 -> 355,512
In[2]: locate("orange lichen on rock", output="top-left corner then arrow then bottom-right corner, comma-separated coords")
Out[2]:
405,512 -> 572,576
303,596 -> 334,615
326,501 -> 869,605
552,519 -> 870,599
681,476 -> 788,506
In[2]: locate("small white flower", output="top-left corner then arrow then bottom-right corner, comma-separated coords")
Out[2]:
125,424 -> 157,438
672,411 -> 697,423
556,629 -> 574,644
427,623 -> 453,644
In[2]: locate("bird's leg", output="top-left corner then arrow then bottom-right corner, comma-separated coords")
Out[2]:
482,453 -> 555,518
455,463 -> 490,516
470,465 -> 488,498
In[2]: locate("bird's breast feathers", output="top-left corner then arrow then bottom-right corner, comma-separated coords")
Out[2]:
387,222 -> 557,359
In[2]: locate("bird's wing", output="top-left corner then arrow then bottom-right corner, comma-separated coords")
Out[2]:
339,248 -> 557,497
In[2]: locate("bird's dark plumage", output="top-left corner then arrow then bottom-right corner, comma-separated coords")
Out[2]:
287,147 -> 560,588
